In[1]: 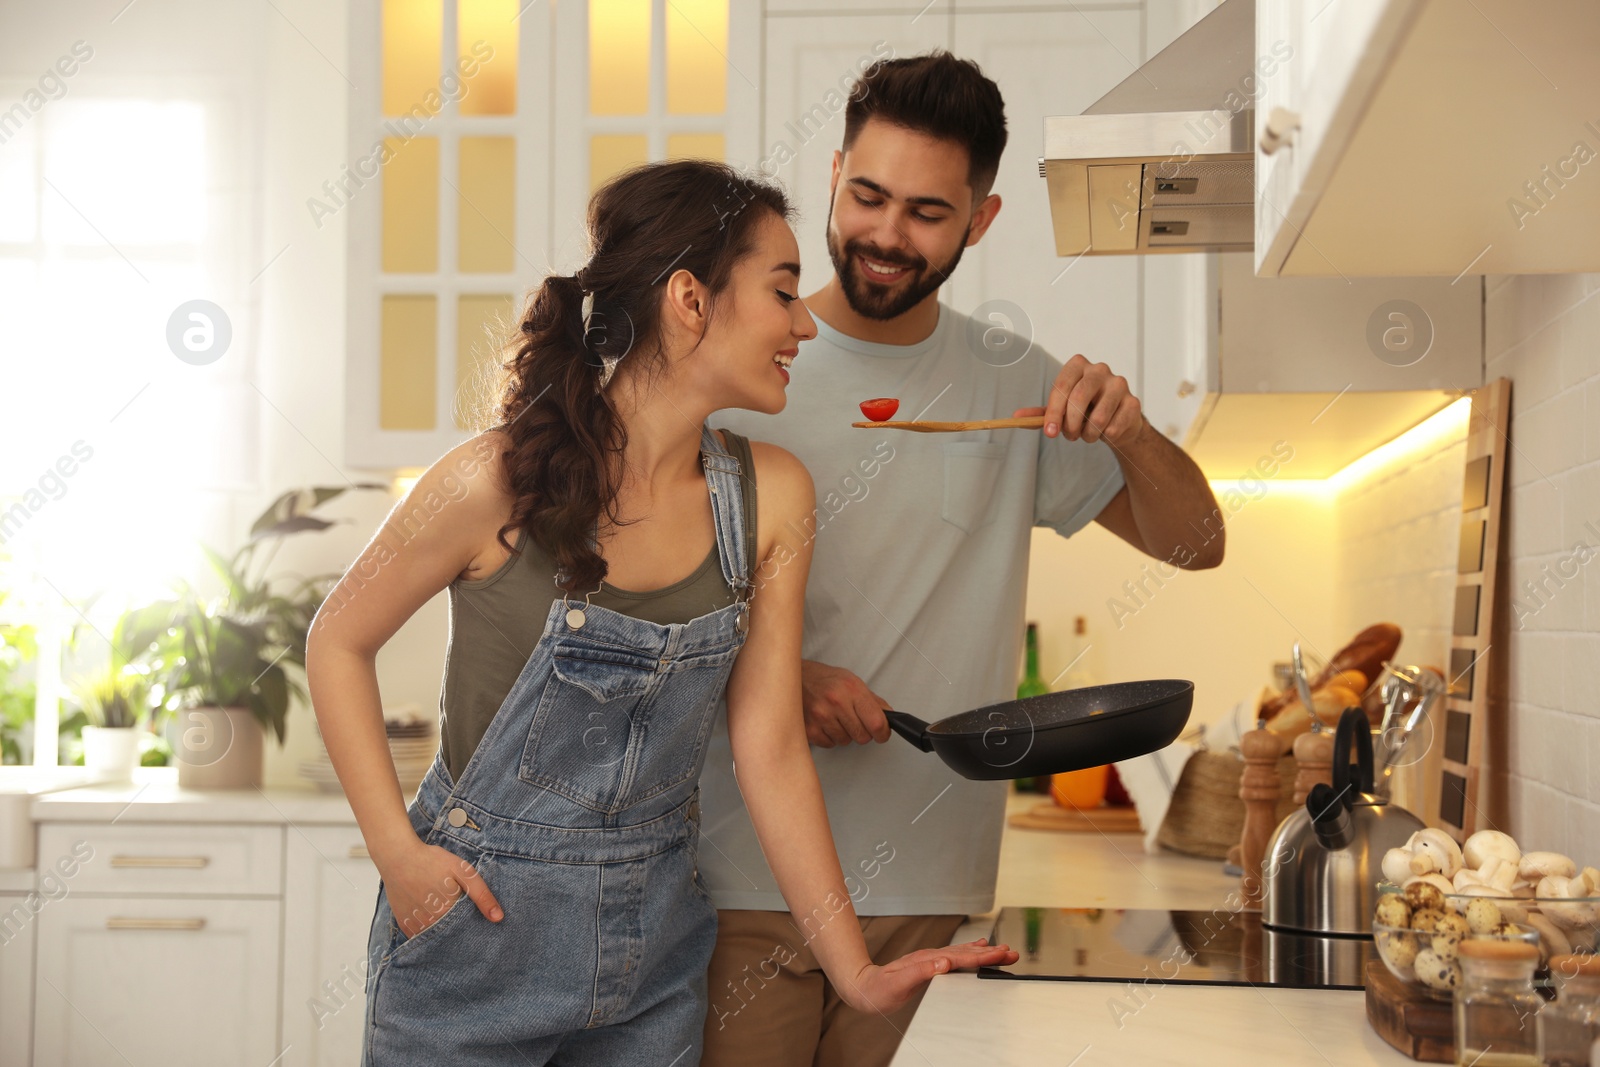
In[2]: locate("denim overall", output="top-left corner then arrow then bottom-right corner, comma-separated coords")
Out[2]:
362,425 -> 752,1066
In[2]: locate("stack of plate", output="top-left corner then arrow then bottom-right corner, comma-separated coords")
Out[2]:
298,707 -> 438,795
385,715 -> 437,790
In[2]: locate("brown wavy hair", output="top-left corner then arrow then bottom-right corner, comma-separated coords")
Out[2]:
491,159 -> 794,591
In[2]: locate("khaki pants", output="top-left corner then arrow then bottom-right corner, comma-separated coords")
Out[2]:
700,910 -> 967,1067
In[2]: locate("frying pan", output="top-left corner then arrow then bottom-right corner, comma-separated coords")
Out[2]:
883,679 -> 1194,781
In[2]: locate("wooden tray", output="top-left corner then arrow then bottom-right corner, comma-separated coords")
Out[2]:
1364,959 -> 1453,1062
1007,799 -> 1142,834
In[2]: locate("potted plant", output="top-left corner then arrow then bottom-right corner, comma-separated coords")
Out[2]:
68,665 -> 149,781
0,593 -> 37,766
122,485 -> 382,788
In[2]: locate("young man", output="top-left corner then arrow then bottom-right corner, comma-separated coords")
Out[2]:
700,52 -> 1223,1066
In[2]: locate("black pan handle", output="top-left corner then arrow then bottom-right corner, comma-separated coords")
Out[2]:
1331,706 -> 1374,806
883,711 -> 934,753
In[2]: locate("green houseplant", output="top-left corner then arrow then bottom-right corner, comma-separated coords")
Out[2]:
68,664 -> 149,781
122,484 -> 383,788
0,592 -> 37,766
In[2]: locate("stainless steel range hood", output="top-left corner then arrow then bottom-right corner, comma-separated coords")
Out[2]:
1040,0 -> 1258,256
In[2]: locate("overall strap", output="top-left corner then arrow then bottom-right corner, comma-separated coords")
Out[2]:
698,424 -> 751,602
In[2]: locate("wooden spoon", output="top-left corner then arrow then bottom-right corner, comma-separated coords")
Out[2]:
851,416 -> 1046,432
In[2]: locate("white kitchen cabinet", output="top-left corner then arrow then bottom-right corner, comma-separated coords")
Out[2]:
1183,251 -> 1483,476
37,822 -> 282,898
1254,0 -> 1600,277
949,9 -> 1143,391
281,826 -> 383,1067
548,0 -> 763,272
32,895 -> 282,1067
765,0 -> 943,14
1253,0 -> 1421,277
343,0 -> 557,469
0,892 -> 33,1067
1140,253 -> 1213,443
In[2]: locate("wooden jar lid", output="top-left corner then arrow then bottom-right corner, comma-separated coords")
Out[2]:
1458,939 -> 1539,961
1549,953 -> 1600,976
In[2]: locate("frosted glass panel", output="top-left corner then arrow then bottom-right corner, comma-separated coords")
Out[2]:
666,0 -> 727,115
382,0 -> 443,117
458,0 -> 517,115
455,294 -> 513,429
666,133 -> 724,162
458,137 -> 516,272
382,137 -> 439,272
380,295 -> 437,430
590,0 -> 651,116
590,134 -> 648,193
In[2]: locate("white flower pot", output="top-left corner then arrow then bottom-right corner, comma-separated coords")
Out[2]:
81,725 -> 141,782
168,706 -> 265,789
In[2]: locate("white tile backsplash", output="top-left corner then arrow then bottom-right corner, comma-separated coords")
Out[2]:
1342,273 -> 1600,861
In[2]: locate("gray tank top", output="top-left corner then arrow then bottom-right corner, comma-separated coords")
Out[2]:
435,428 -> 759,783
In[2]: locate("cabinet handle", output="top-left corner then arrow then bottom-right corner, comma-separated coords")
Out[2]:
110,855 -> 210,869
1259,107 -> 1301,156
106,917 -> 207,931
348,845 -> 371,860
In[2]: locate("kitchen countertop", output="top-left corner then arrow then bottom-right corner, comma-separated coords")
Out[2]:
892,794 -> 1411,1067
25,774 -> 1409,1064
28,767 -> 359,825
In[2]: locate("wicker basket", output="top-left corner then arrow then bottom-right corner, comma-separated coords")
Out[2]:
1156,750 -> 1300,860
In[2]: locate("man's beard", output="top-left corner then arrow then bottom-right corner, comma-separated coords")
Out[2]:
825,199 -> 971,322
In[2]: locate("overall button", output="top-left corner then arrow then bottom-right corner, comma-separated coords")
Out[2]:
446,807 -> 469,828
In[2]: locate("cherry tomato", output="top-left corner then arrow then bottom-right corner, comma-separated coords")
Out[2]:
859,397 -> 899,422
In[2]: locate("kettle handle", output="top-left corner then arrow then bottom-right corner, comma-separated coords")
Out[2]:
1331,707 -> 1374,807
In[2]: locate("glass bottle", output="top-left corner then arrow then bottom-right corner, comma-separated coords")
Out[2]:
1014,622 -> 1050,793
1454,939 -> 1543,1067
1060,615 -> 1096,691
1542,953 -> 1600,1067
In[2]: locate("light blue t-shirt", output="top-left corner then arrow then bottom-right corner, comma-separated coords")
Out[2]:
703,300 -> 1126,915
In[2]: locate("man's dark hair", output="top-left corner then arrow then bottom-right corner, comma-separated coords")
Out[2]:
842,50 -> 1008,201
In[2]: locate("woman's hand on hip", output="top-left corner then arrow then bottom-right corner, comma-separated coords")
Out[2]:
381,839 -> 504,937
842,938 -> 1020,1015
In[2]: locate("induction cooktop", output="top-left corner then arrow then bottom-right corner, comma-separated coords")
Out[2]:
978,907 -> 1374,990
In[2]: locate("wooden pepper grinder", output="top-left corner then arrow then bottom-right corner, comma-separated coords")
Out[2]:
1238,722 -> 1286,910
1292,726 -> 1336,806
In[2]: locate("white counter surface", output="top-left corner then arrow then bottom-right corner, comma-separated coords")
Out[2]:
891,795 -> 1411,1067
29,767 -> 359,825
26,773 -> 1410,1064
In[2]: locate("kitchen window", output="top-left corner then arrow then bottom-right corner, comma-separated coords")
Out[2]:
0,88 -> 256,764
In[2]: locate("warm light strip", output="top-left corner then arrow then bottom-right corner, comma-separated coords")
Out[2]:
1326,395 -> 1473,493
1203,395 -> 1474,502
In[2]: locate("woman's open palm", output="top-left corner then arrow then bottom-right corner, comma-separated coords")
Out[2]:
846,938 -> 1020,1015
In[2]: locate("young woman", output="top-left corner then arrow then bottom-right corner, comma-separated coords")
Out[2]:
306,159 -> 1015,1066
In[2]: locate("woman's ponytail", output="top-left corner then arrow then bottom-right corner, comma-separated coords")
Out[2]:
489,159 -> 794,592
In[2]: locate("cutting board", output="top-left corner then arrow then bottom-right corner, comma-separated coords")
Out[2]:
1363,959 -> 1453,1062
1007,799 -> 1142,834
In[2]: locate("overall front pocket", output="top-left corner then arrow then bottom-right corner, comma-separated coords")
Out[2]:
519,645 -> 658,812
618,643 -> 741,809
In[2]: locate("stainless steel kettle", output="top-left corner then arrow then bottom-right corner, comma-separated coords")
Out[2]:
1262,708 -> 1424,936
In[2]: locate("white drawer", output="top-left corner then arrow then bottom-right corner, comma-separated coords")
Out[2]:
37,823 -> 283,897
